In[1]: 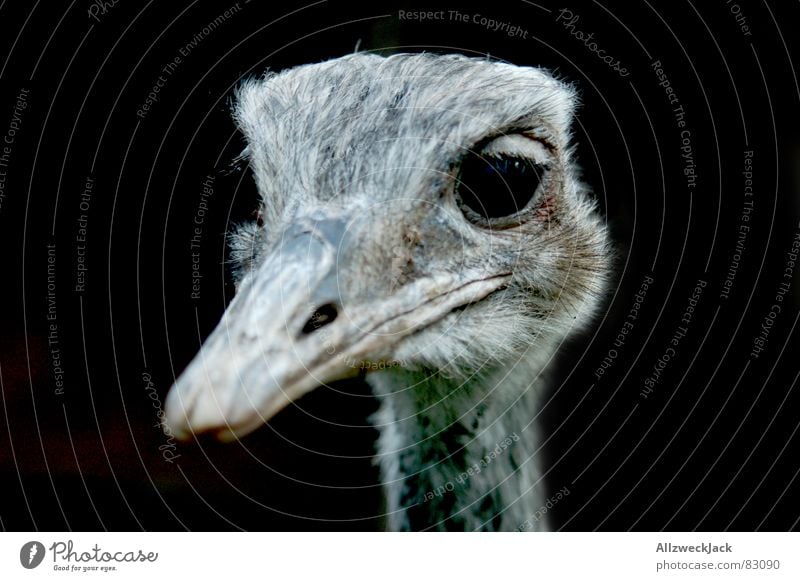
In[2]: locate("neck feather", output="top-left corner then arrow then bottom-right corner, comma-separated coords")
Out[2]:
368,353 -> 553,531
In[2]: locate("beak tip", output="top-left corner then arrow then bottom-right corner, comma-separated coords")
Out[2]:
164,375 -> 268,443
164,386 -> 195,442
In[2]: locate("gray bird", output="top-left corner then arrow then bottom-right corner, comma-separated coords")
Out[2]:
165,53 -> 611,531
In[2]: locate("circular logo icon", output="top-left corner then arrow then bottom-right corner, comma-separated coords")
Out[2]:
19,541 -> 45,569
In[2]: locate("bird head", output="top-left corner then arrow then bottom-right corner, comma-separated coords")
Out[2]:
165,53 -> 609,441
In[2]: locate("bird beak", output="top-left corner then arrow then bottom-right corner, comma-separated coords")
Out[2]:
165,214 -> 510,442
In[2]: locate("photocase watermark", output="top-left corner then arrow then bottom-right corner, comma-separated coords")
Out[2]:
725,0 -> 753,37
652,59 -> 679,106
74,175 -> 94,293
421,432 -> 519,503
397,9 -> 447,22
136,56 -> 181,120
555,8 -> 630,77
189,174 -> 215,300
750,221 -> 800,359
640,279 -> 707,400
142,372 -> 181,463
310,304 -> 409,372
720,150 -> 754,300
516,485 -> 570,530
0,86 -> 30,217
451,10 -> 529,38
136,3 -> 243,119
46,243 -> 66,396
651,59 -> 697,192
87,0 -> 121,23
677,123 -> 697,191
594,273 -> 653,380
398,9 -> 529,39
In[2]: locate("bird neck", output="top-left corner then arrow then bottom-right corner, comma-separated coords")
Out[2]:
368,355 -> 552,531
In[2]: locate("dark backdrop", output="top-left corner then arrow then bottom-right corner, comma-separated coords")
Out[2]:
0,0 -> 798,530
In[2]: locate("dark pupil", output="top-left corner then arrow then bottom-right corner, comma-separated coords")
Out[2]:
458,154 -> 545,220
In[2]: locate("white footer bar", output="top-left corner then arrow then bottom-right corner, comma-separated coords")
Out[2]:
1,532 -> 797,579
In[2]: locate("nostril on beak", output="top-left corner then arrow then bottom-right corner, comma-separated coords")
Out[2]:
300,303 -> 338,335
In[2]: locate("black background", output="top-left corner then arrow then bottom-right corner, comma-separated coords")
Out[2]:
0,0 -> 798,531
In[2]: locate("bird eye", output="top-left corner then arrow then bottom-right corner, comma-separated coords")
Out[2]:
456,152 -> 548,225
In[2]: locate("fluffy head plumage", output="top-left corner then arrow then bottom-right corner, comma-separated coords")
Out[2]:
230,52 -> 610,379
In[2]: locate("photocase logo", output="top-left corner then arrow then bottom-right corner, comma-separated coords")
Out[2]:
19,541 -> 46,569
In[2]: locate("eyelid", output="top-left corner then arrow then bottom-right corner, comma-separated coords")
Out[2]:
479,134 -> 552,164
